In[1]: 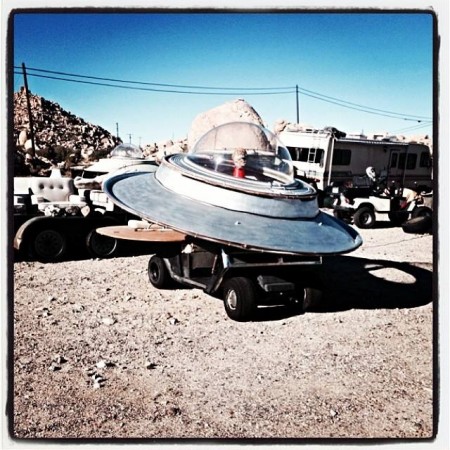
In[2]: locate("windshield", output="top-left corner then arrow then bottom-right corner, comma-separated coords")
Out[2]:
187,122 -> 294,183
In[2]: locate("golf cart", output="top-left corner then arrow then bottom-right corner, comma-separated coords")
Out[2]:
148,239 -> 324,322
330,167 -> 428,229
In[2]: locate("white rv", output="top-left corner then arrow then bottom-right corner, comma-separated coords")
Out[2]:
277,128 -> 433,192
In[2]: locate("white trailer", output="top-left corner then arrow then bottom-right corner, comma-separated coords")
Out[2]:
277,128 -> 433,193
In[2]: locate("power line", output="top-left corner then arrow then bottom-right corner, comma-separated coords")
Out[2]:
299,89 -> 432,123
14,65 -> 432,122
13,71 -> 296,96
391,122 -> 432,134
14,65 -> 293,92
297,86 -> 431,121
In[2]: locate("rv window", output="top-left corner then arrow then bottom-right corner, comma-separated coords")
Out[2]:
299,148 -> 308,162
332,149 -> 351,166
398,153 -> 417,170
316,149 -> 324,165
407,153 -> 417,169
286,146 -> 299,161
301,147 -> 313,162
286,146 -> 322,164
420,152 -> 432,168
390,153 -> 398,168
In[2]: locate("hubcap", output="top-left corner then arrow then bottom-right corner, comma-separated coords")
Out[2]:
362,213 -> 372,225
226,290 -> 238,310
35,230 -> 64,258
150,264 -> 160,281
91,234 -> 116,255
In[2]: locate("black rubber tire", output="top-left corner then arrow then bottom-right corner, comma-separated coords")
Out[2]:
287,287 -> 322,314
411,206 -> 432,220
402,216 -> 432,234
353,206 -> 376,229
290,271 -> 324,313
301,287 -> 323,312
32,228 -> 67,262
223,277 -> 257,322
86,230 -> 118,258
148,255 -> 171,289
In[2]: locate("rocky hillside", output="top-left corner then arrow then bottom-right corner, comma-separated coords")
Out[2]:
14,87 -> 122,176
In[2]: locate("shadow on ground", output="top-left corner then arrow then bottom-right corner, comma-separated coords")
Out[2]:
13,245 -> 433,322
315,255 -> 432,311
252,255 -> 433,321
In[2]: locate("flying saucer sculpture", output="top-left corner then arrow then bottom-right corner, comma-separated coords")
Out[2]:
102,122 -> 362,255
81,142 -> 157,175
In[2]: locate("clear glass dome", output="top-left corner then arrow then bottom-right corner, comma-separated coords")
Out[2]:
110,143 -> 143,159
188,122 -> 294,183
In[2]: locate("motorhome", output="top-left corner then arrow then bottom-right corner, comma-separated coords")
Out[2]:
277,127 -> 433,193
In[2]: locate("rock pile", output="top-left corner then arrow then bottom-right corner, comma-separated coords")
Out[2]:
142,139 -> 188,164
14,87 -> 121,176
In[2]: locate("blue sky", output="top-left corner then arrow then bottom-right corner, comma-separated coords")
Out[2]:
12,11 -> 434,146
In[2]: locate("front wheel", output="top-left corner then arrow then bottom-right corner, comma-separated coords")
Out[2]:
148,255 -> 172,289
32,228 -> 67,262
353,206 -> 376,229
223,277 -> 257,322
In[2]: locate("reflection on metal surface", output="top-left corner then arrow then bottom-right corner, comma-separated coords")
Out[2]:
103,122 -> 362,255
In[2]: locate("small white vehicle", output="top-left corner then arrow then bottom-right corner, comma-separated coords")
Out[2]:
332,191 -> 417,229
331,167 -> 428,229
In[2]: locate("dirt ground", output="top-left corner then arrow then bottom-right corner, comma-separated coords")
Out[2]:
9,220 -> 435,442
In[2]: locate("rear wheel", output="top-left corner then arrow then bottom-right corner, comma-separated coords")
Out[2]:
223,277 -> 257,322
290,272 -> 324,313
411,206 -> 432,219
32,228 -> 67,262
86,230 -> 118,258
402,216 -> 432,234
301,287 -> 323,311
148,255 -> 172,289
353,206 -> 375,229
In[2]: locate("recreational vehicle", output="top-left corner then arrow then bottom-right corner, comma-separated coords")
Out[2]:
277,128 -> 433,194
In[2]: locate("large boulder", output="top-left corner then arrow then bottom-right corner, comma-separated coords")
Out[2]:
187,98 -> 264,149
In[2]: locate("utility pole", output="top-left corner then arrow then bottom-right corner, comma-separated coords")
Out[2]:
21,63 -> 36,157
116,122 -> 119,139
128,133 -> 132,144
296,84 -> 299,124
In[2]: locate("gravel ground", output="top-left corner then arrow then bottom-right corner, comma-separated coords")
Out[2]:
9,222 -> 435,442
